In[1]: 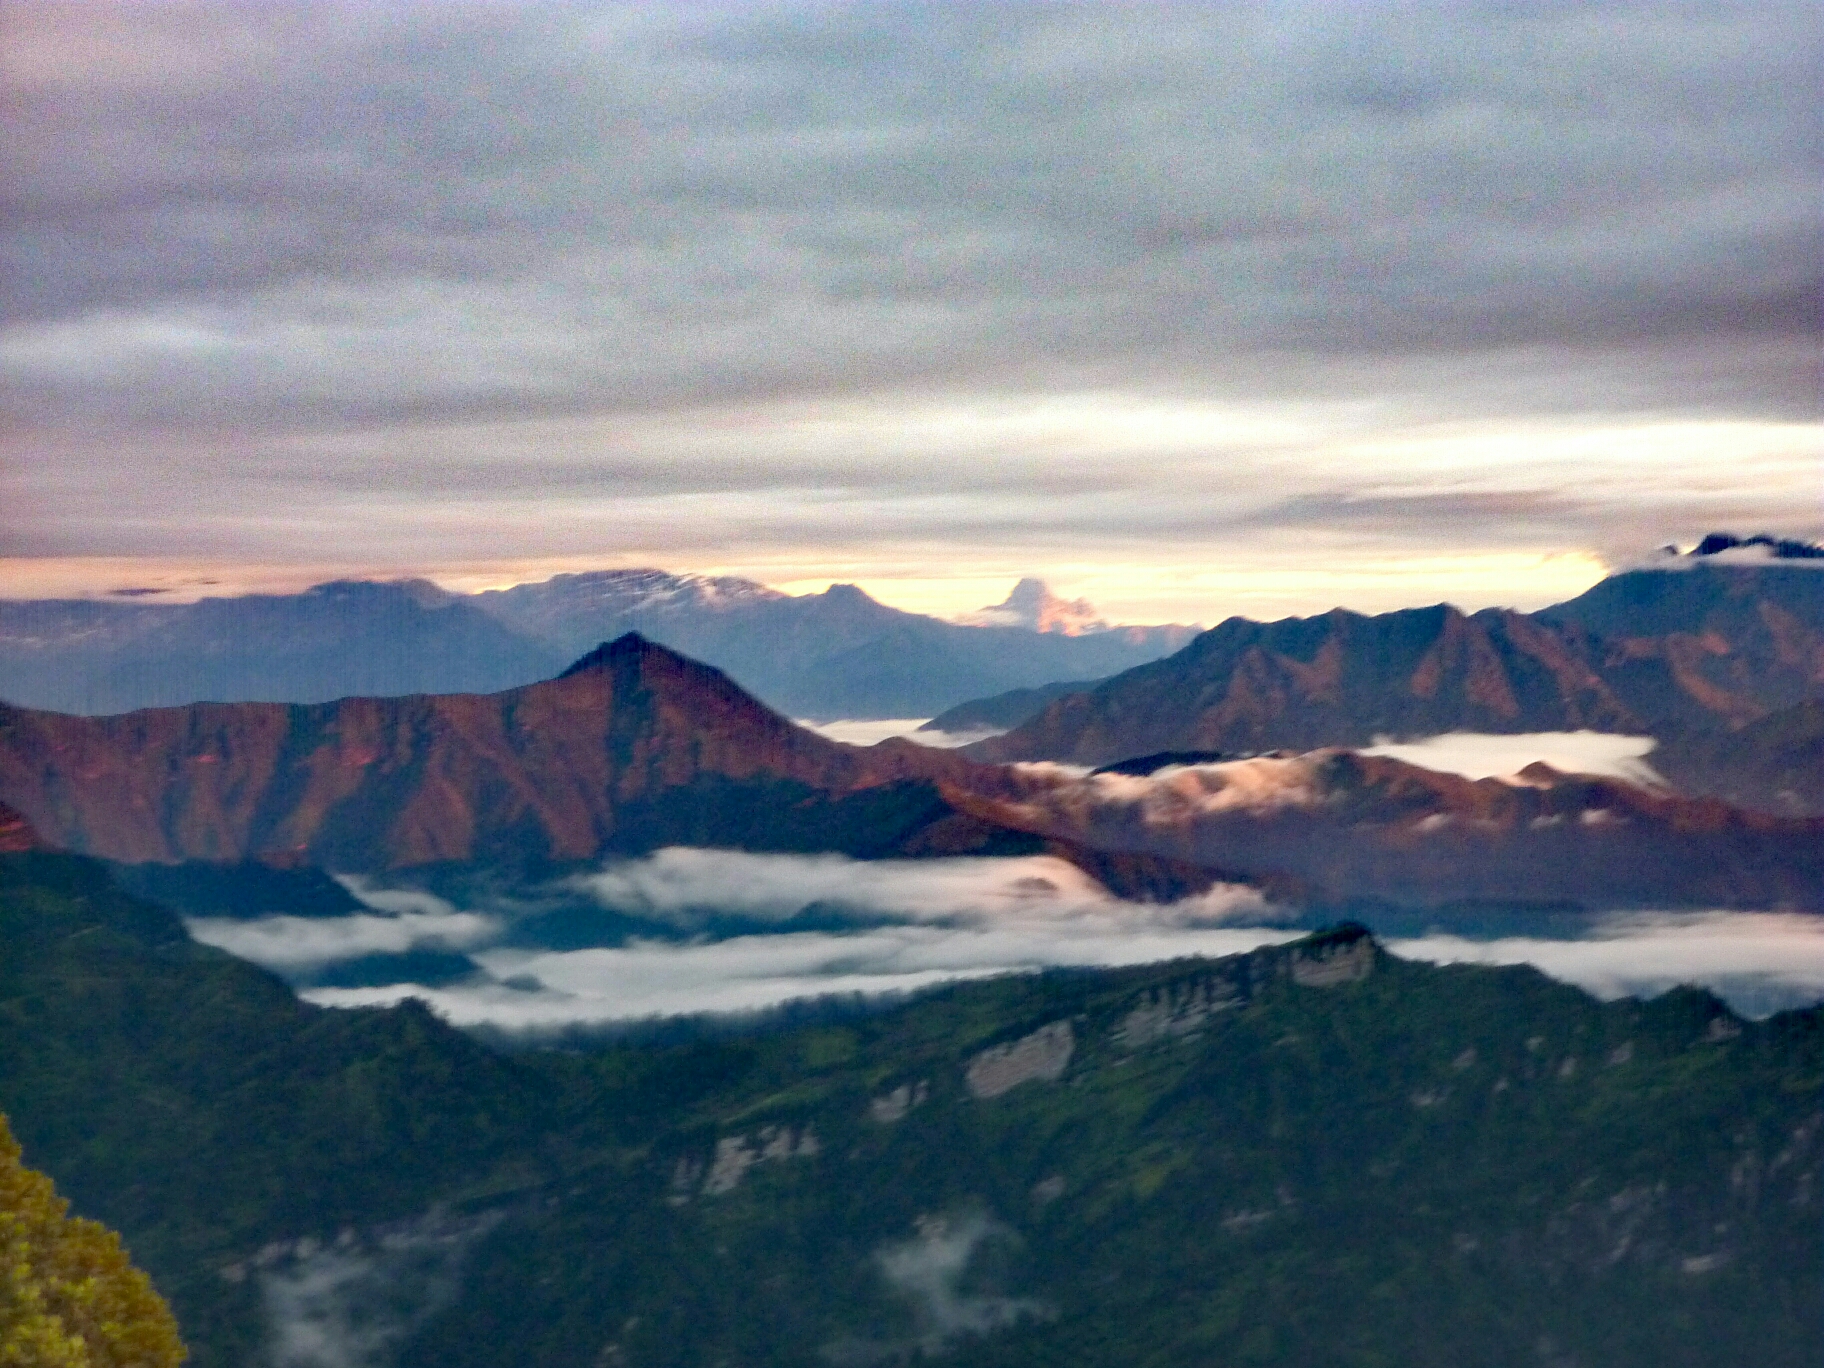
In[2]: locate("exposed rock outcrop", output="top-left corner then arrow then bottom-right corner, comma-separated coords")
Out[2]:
966,1021 -> 1075,1098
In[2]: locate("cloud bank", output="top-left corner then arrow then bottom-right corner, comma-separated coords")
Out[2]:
1358,732 -> 1664,785
259,1211 -> 498,1368
5,2 -> 1817,618
826,1211 -> 1050,1364
187,909 -> 499,973
797,719 -> 1004,749
291,848 -> 1290,1028
1388,913 -> 1824,1019
569,848 -> 1270,929
170,847 -> 1824,1029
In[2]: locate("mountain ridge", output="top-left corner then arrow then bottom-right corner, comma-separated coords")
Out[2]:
3,632 -> 1820,911
1,849 -> 1815,1368
0,633 -> 983,870
0,571 -> 1192,721
965,558 -> 1824,785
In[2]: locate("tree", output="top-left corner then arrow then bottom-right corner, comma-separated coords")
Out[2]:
0,1114 -> 185,1367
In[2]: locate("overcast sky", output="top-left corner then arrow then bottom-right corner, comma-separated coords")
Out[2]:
2,2 -> 1817,620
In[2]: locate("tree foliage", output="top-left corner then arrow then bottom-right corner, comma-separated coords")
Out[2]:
0,1114 -> 184,1367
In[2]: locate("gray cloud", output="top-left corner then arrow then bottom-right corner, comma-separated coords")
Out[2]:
6,2 -> 1816,420
256,1210 -> 498,1368
3,2 -> 1817,596
826,1211 -> 1050,1364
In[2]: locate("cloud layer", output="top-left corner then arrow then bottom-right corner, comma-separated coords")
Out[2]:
5,2 -> 1818,617
177,847 -> 1824,1029
1358,731 -> 1663,784
1390,913 -> 1824,1019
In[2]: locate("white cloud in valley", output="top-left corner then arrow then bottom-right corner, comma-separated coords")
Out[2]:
1389,913 -> 1824,1018
169,847 -> 1824,1029
1357,732 -> 1664,784
187,909 -> 500,973
796,719 -> 1002,749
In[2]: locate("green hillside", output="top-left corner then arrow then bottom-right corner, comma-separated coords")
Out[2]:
0,851 -> 1817,1366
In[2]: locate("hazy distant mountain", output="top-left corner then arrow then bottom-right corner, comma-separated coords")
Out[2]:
0,580 -> 566,715
0,571 -> 1192,720
960,576 -> 1110,632
966,539 -> 1824,778
475,571 -> 1195,718
920,678 -> 1105,734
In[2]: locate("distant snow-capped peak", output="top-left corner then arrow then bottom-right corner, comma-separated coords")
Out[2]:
479,569 -> 786,611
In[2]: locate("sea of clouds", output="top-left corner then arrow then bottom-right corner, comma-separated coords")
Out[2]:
797,718 -> 1003,748
185,845 -> 1824,1033
1357,730 -> 1664,785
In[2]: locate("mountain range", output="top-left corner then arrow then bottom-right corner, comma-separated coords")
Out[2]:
2,630 -> 1819,915
0,850 -> 1815,1367
0,572 -> 1194,721
0,535 -> 1819,1367
963,545 -> 1824,810
958,751 -> 1824,911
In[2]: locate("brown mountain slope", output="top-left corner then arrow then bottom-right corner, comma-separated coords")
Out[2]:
959,751 -> 1824,910
0,635 -> 989,871
971,604 -> 1638,766
1540,560 -> 1824,730
968,560 -> 1824,773
5,632 -> 1819,913
0,801 -> 42,854
1649,700 -> 1824,817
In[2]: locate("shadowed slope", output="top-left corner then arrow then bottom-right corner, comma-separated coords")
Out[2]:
971,605 -> 1635,766
957,751 -> 1824,910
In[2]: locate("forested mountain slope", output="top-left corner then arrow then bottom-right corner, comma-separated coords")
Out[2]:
0,851 -> 1816,1368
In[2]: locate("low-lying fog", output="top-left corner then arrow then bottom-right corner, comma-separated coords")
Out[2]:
183,847 -> 1824,1034
796,718 -> 1001,748
1357,731 -> 1663,785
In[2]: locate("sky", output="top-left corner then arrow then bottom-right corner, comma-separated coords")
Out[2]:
3,2 -> 1818,623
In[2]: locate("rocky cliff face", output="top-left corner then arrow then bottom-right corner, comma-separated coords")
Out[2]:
0,635 -> 985,870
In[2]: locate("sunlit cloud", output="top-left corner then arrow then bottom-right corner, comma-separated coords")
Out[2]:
1359,732 -> 1663,785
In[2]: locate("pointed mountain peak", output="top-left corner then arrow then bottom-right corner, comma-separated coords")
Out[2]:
962,577 -> 1109,635
557,631 -> 677,677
